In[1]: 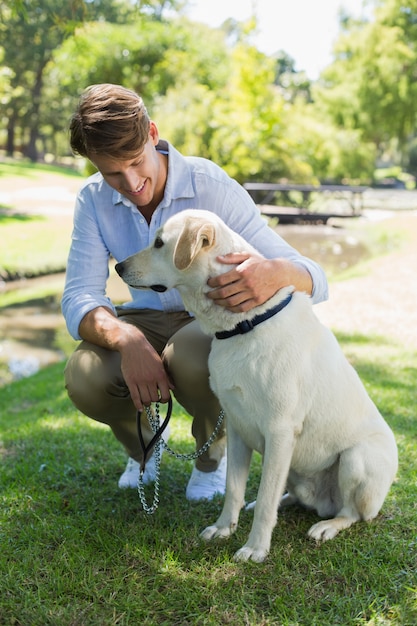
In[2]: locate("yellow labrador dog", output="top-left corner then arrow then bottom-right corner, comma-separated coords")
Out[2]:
116,209 -> 398,563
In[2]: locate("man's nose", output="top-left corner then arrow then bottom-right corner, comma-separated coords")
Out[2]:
122,170 -> 140,191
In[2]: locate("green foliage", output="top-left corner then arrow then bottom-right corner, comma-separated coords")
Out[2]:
50,17 -> 229,109
315,0 -> 417,155
286,102 -> 377,183
153,81 -> 219,159
374,166 -> 415,188
2,0 -> 417,181
0,0 -> 187,160
207,42 -> 296,183
0,0 -> 100,160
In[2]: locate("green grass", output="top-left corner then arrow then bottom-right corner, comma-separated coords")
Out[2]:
0,160 -> 81,280
0,213 -> 72,279
0,159 -> 82,179
1,334 -> 416,626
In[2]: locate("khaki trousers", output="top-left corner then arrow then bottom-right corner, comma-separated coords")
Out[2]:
64,309 -> 226,472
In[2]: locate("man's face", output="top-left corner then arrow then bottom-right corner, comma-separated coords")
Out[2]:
90,122 -> 166,209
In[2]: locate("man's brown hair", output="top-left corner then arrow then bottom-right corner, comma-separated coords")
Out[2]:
69,84 -> 151,160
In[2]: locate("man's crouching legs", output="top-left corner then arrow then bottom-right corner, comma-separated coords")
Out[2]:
163,320 -> 227,501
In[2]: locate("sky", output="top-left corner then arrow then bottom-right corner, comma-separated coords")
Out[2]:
185,0 -> 370,80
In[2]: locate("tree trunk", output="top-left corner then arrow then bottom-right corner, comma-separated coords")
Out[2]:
25,60 -> 47,162
6,114 -> 16,157
26,126 -> 39,162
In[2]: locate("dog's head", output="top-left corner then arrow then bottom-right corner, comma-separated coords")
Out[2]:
115,209 -> 238,294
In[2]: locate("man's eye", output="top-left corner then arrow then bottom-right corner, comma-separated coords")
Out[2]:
154,237 -> 164,249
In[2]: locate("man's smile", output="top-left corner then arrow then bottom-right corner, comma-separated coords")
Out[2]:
127,180 -> 146,195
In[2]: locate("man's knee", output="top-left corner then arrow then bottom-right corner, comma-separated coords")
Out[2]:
162,320 -> 211,390
64,342 -> 128,420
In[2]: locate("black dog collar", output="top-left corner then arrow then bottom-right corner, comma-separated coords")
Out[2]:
215,293 -> 293,340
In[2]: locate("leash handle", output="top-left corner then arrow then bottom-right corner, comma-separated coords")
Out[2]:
137,395 -> 173,473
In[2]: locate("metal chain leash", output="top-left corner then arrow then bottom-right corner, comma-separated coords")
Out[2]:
151,403 -> 226,461
137,433 -> 163,515
137,403 -> 225,514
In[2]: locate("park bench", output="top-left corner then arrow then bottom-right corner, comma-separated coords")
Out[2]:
243,182 -> 368,224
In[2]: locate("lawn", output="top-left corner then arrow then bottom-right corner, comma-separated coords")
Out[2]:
0,334 -> 416,625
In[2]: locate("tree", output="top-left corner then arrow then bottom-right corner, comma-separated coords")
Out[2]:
314,0 -> 417,162
0,0 -> 88,159
150,21 -> 230,159
0,0 -> 184,160
285,100 -> 376,183
44,16 -> 229,162
196,38 -> 313,183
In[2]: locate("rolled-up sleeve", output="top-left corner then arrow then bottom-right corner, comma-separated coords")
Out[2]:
62,189 -> 116,340
215,181 -> 329,305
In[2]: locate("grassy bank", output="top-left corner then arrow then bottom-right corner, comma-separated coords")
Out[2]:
0,334 -> 416,625
0,213 -> 72,280
0,160 -> 81,281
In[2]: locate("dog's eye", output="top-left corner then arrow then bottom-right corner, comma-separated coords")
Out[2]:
154,237 -> 164,249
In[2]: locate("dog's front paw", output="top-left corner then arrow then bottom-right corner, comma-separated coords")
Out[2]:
200,524 -> 234,541
233,545 -> 269,563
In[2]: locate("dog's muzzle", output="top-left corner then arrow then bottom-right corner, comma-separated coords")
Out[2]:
115,262 -> 167,292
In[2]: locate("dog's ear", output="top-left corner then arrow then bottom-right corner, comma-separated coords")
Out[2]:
173,218 -> 216,270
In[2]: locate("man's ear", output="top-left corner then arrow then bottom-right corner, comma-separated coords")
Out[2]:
173,218 -> 216,270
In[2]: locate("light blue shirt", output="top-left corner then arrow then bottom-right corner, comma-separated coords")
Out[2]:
62,141 -> 328,339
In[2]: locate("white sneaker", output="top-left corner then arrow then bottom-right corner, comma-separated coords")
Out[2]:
118,456 -> 155,488
118,424 -> 170,489
186,455 -> 227,501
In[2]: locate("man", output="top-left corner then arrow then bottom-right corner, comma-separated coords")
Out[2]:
62,83 -> 328,501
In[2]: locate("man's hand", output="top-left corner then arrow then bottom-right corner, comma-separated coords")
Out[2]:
119,335 -> 174,412
78,306 -> 174,412
206,252 -> 312,312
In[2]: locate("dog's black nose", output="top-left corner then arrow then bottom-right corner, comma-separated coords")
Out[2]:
115,262 -> 124,277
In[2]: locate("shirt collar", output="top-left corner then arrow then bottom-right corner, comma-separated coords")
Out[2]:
112,140 -> 195,208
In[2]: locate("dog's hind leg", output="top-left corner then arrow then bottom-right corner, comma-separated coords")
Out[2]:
307,439 -> 395,542
200,423 -> 252,542
245,491 -> 299,512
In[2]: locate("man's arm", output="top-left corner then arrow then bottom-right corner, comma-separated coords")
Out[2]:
79,306 -> 173,411
212,180 -> 328,306
206,252 -> 313,313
